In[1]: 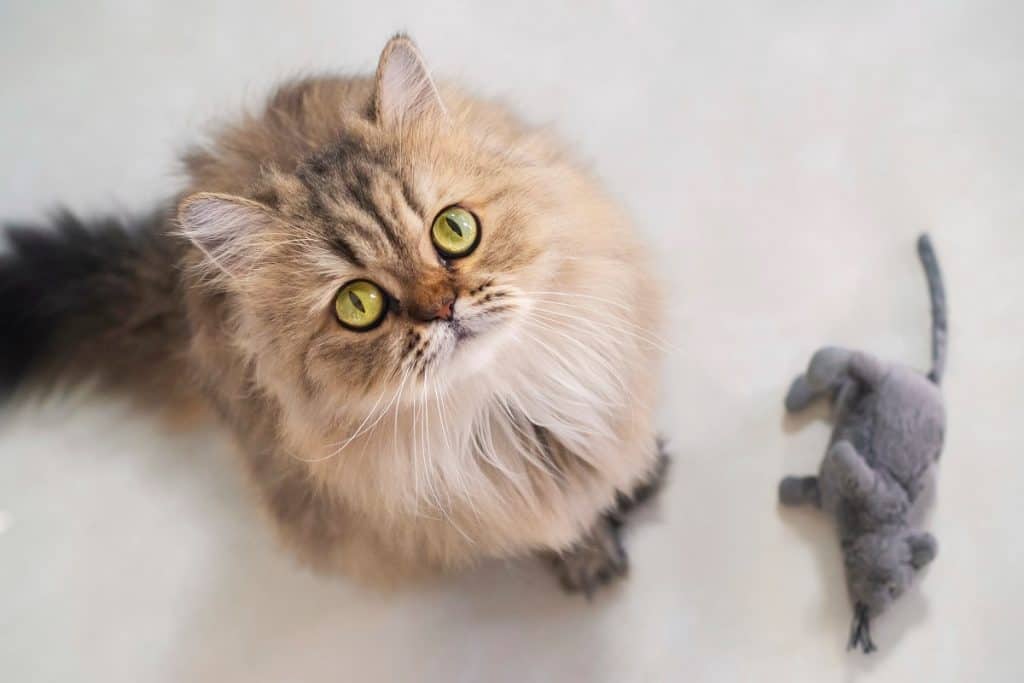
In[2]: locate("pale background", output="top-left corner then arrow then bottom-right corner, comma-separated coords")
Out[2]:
1,1 -> 1021,681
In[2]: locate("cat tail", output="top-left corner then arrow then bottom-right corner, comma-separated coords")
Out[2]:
916,234 -> 947,385
0,209 -> 194,404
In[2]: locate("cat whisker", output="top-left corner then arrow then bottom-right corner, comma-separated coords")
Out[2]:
465,403 -> 531,502
508,294 -> 665,355
517,289 -> 635,313
517,289 -> 675,346
349,366 -> 414,466
424,365 -> 476,538
391,361 -> 411,504
302,364 -> 413,463
523,298 -> 677,354
432,371 -> 482,522
511,327 -> 625,413
421,365 -> 451,517
415,361 -> 452,518
522,315 -> 631,399
527,296 -> 674,348
501,342 -> 612,466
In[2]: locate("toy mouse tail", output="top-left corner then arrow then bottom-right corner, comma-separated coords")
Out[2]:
917,234 -> 947,385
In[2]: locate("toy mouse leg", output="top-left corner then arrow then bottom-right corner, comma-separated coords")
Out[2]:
779,475 -> 820,507
824,441 -> 876,499
784,375 -> 822,412
832,378 -> 860,421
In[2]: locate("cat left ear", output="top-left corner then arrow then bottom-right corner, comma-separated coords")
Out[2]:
177,192 -> 275,278
373,34 -> 447,129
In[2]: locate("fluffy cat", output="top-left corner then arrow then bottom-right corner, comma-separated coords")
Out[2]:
0,36 -> 668,590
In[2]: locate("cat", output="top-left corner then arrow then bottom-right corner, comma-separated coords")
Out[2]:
0,35 -> 668,591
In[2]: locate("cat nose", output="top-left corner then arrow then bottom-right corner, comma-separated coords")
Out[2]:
434,296 -> 455,322
409,294 -> 456,322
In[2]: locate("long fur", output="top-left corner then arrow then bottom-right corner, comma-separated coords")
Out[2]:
2,37 -> 666,585
0,210 -> 189,401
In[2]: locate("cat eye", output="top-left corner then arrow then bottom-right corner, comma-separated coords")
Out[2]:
431,206 -> 479,259
334,279 -> 386,331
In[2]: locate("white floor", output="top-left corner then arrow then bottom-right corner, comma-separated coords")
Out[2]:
1,2 -> 1022,681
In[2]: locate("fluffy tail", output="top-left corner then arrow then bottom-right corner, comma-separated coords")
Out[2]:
916,234 -> 948,385
0,210 -> 191,402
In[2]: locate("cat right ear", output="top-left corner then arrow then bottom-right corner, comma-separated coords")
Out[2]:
177,192 -> 274,278
373,34 -> 447,129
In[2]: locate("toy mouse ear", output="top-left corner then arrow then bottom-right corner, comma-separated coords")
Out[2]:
907,532 -> 938,569
373,34 -> 447,129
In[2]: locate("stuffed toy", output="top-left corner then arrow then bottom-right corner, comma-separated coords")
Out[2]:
779,235 -> 947,653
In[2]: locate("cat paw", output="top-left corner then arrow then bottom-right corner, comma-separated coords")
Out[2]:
550,516 -> 628,598
549,441 -> 669,598
612,443 -> 670,518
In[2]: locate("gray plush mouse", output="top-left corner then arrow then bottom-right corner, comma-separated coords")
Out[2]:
779,234 -> 947,653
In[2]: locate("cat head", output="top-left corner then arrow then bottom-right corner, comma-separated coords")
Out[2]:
177,36 -> 660,445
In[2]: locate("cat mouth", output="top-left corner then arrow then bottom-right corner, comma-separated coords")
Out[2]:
450,320 -> 475,342
443,304 -> 514,352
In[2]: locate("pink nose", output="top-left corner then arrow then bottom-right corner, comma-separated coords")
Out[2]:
434,297 -> 455,321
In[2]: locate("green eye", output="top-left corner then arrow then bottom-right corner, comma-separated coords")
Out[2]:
431,206 -> 480,258
334,280 -> 386,331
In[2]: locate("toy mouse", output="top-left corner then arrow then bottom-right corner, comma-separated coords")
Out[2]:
779,234 -> 947,653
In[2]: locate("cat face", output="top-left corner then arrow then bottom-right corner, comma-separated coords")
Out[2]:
249,129 -> 557,402
179,37 -> 661,452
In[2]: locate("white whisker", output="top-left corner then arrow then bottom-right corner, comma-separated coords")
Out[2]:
523,297 -> 677,353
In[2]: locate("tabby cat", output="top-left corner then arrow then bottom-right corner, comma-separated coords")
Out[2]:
0,35 -> 668,591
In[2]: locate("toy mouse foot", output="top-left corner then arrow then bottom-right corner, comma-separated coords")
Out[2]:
779,475 -> 820,507
848,603 -> 878,654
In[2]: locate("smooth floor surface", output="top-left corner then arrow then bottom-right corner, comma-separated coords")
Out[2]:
1,2 -> 1022,681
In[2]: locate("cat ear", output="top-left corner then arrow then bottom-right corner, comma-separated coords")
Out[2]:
373,34 -> 447,129
178,192 -> 274,277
